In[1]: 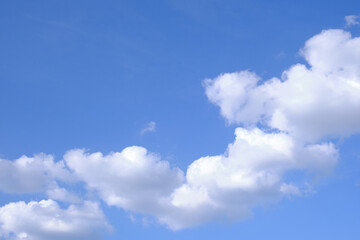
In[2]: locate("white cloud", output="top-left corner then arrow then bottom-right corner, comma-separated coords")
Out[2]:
58,28 -> 357,230
0,200 -> 109,240
175,29 -> 360,229
140,121 -> 156,135
0,28 -> 358,232
0,153 -> 74,194
345,15 -> 360,27
164,128 -> 337,229
60,128 -> 337,230
203,71 -> 262,125
64,146 -> 184,214
204,29 -> 360,142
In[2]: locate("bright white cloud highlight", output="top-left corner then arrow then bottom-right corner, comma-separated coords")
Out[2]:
64,146 -> 184,214
0,200 -> 109,240
164,128 -> 337,229
205,29 -> 360,142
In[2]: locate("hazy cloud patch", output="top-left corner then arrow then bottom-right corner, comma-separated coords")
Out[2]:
140,121 -> 156,135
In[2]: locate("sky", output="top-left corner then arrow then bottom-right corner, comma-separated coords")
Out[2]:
0,0 -> 360,239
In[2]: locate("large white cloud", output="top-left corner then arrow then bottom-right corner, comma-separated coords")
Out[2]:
204,29 -> 360,142
164,128 -> 338,229
0,200 -> 109,240
57,29 -> 358,230
60,128 -> 337,230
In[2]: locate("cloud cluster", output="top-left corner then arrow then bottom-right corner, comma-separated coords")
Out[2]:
204,29 -> 360,142
164,128 -> 338,229
58,128 -> 337,230
169,29 -> 358,228
0,28 -> 359,237
0,200 -> 108,240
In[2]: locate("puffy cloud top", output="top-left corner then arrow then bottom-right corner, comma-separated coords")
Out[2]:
64,146 -> 184,214
0,200 -> 109,240
205,30 -> 360,141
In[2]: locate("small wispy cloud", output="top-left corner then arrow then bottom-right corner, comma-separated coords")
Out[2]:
345,15 -> 360,27
140,121 -> 156,135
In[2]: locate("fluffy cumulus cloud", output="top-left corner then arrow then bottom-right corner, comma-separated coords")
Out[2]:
57,128 -> 337,230
165,29 -> 358,228
205,29 -> 360,142
64,146 -> 184,214
0,28 -> 359,236
0,200 -> 109,240
0,153 -> 74,194
164,128 -> 338,229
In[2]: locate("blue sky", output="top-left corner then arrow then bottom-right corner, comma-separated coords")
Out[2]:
0,1 -> 360,239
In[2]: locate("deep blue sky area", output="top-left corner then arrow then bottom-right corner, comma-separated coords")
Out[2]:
0,1 -> 359,239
